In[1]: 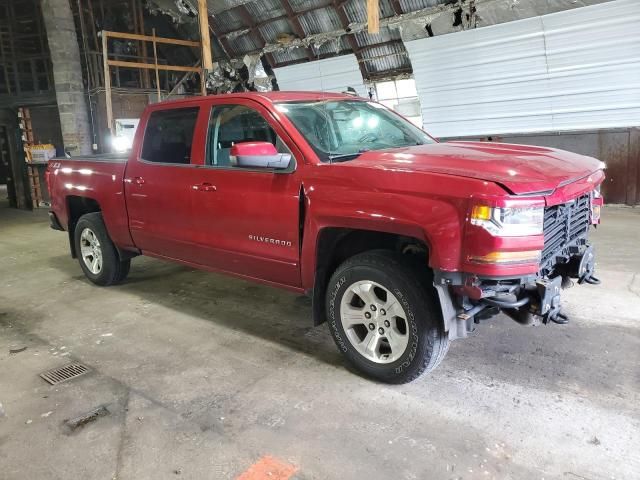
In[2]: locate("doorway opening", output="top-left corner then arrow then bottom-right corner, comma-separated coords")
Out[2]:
0,125 -> 17,208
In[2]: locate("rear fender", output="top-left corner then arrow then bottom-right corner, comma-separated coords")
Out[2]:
64,196 -> 138,259
66,196 -> 101,258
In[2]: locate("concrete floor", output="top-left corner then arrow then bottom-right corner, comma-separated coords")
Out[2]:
0,194 -> 639,480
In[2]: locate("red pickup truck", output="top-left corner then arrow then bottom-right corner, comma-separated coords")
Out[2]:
47,92 -> 604,383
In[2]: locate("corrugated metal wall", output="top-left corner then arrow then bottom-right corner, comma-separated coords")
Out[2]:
405,0 -> 640,138
273,54 -> 367,97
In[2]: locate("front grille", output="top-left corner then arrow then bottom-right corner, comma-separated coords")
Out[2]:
541,194 -> 591,275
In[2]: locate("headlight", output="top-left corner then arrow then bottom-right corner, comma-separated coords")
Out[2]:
592,183 -> 602,199
470,205 -> 544,237
591,184 -> 603,224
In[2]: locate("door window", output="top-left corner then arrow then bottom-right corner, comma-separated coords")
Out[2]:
206,105 -> 290,167
141,107 -> 199,164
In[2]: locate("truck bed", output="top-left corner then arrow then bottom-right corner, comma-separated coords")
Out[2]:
47,155 -> 134,251
52,152 -> 128,163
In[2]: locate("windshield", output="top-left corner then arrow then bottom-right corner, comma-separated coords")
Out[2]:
276,100 -> 435,162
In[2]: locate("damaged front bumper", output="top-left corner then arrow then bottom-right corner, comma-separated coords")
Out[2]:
435,244 -> 601,340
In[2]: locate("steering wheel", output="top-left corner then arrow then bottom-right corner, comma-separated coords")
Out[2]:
358,132 -> 379,143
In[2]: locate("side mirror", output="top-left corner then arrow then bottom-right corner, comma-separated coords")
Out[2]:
230,141 -> 292,170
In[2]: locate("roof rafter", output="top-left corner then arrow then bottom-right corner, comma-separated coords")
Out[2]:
235,3 -> 278,67
205,0 -> 497,78
280,0 -> 314,60
332,0 -> 368,78
389,0 -> 403,16
255,0 -> 495,56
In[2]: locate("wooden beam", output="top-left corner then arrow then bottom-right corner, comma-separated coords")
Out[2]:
197,0 -> 213,96
86,0 -> 102,85
167,60 -> 201,97
102,32 -> 113,136
103,30 -> 200,48
76,0 -> 95,88
107,60 -> 201,73
197,0 -> 213,70
151,28 -> 161,101
134,0 -> 150,88
367,0 -> 379,34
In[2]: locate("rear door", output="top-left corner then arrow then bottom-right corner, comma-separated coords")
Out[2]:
124,105 -> 205,260
188,100 -> 303,288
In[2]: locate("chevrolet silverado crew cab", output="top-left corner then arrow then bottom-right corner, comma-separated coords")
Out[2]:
47,92 -> 605,383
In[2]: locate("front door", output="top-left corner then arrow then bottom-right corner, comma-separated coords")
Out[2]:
189,101 -> 302,288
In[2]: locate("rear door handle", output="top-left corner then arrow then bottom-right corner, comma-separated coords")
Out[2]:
192,182 -> 216,192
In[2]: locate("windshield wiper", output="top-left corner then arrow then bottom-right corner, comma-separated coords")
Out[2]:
328,148 -> 369,163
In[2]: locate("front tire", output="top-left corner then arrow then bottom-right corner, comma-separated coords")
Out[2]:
74,212 -> 130,286
326,250 -> 449,383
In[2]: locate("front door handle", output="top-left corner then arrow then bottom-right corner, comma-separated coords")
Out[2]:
134,176 -> 145,185
192,182 -> 217,192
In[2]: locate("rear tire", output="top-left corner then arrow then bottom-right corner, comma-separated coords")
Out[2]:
74,212 -> 130,286
326,250 -> 449,383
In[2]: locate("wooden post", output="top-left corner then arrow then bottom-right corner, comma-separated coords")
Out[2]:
367,0 -> 379,34
86,0 -> 101,84
135,0 -> 150,88
101,29 -> 202,110
102,31 -> 113,136
131,0 -> 140,88
197,0 -> 212,96
76,0 -> 94,88
152,28 -> 161,102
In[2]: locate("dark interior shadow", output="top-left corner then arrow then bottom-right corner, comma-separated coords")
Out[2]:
48,254 -> 344,368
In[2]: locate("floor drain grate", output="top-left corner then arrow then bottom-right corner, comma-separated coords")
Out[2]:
40,362 -> 90,385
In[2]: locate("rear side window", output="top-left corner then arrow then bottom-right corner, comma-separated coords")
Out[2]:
141,107 -> 199,164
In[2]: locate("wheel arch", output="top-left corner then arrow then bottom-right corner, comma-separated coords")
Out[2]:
66,196 -> 102,258
311,227 -> 432,326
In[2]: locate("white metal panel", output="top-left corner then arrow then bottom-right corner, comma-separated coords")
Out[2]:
405,0 -> 640,137
273,54 -> 367,97
542,0 -> 640,131
405,16 -> 553,136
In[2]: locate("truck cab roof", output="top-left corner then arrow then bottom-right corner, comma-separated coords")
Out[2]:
150,91 -> 363,109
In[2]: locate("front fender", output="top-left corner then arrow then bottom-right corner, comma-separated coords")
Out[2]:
299,190 -> 465,291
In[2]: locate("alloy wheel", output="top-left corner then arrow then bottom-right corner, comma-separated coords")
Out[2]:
79,227 -> 103,275
339,280 -> 410,363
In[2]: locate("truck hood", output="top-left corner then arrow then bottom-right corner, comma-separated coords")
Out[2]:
348,141 -> 604,195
